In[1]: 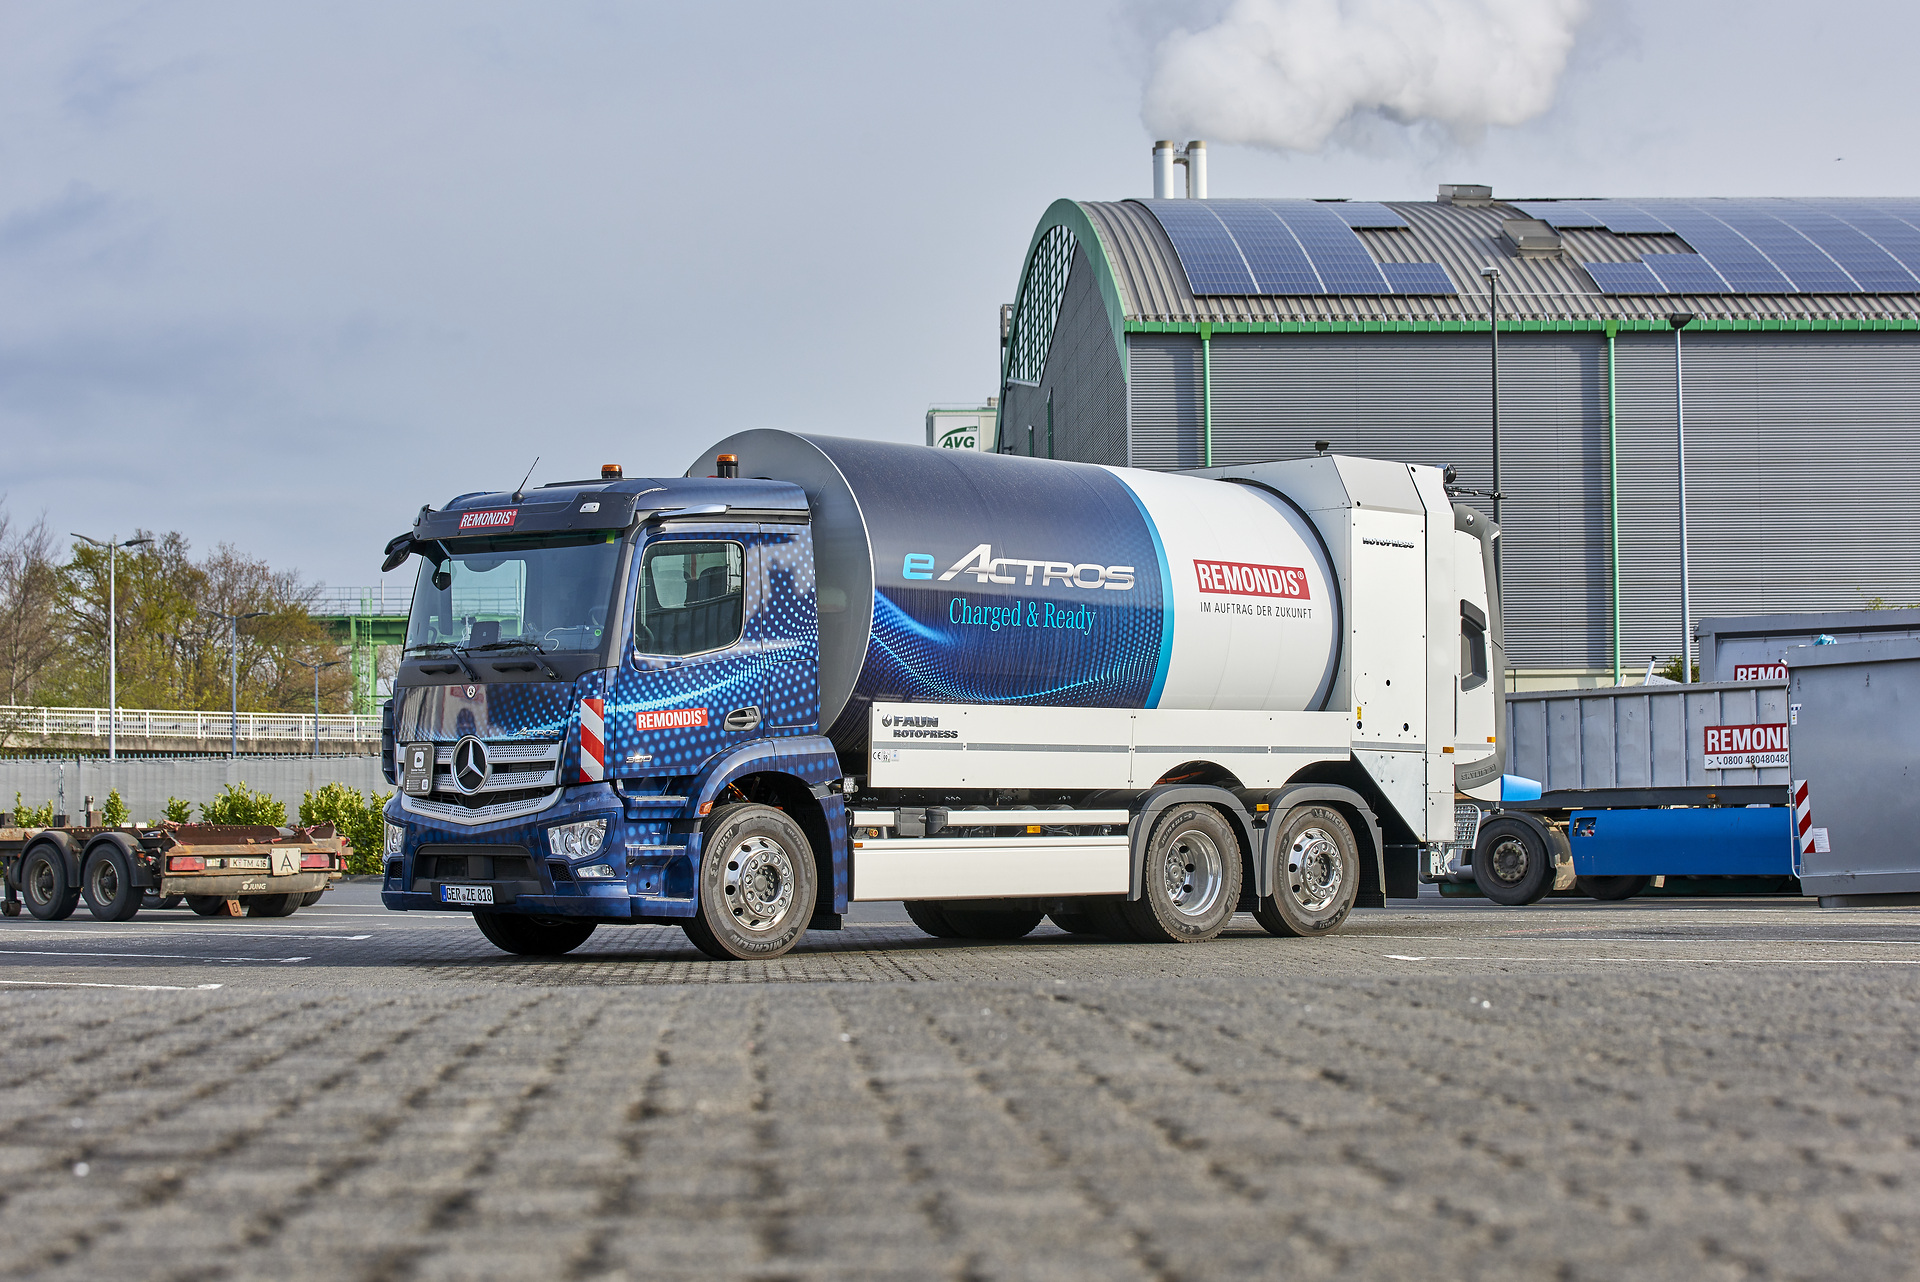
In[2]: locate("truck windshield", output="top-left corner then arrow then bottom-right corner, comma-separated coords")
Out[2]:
406,531 -> 623,655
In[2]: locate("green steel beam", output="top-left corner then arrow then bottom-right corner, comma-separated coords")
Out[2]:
1200,322 -> 1213,467
1606,320 -> 1621,686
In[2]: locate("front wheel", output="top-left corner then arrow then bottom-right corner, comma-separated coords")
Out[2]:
473,912 -> 597,956
1254,805 -> 1360,938
682,804 -> 817,960
1473,818 -> 1554,905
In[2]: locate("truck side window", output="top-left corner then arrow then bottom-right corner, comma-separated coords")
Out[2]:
636,541 -> 745,656
1460,600 -> 1488,691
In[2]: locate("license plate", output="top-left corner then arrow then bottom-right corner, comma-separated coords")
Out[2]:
440,883 -> 494,906
228,857 -> 270,870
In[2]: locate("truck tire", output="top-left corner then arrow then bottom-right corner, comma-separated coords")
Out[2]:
142,891 -> 185,910
1473,818 -> 1553,905
1253,805 -> 1360,938
186,895 -> 233,917
904,901 -> 960,938
1577,875 -> 1651,902
473,911 -> 597,956
682,803 -> 817,960
22,844 -> 81,921
1120,804 -> 1243,943
940,907 -> 1043,939
1047,910 -> 1099,935
300,889 -> 326,906
245,894 -> 303,918
1083,897 -> 1143,941
81,844 -> 141,922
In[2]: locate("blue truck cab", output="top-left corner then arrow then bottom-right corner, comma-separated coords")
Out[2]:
378,460 -> 849,959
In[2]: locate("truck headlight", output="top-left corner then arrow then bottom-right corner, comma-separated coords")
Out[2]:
549,818 -> 608,859
384,821 -> 405,856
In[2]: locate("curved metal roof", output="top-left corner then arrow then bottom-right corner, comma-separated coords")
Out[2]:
1074,198 -> 1920,323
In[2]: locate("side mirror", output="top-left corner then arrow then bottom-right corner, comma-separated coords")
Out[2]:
431,569 -> 452,591
380,533 -> 414,573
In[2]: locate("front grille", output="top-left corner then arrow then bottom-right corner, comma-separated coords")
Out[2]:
416,847 -> 535,880
401,738 -> 564,826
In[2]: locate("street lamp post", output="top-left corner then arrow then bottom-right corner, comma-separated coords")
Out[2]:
203,609 -> 268,759
70,533 -> 153,760
292,658 -> 343,757
1669,313 -> 1696,683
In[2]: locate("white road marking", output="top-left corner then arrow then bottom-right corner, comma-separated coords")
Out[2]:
1384,953 -> 1920,965
0,948 -> 310,964
1,929 -> 373,941
0,979 -> 225,992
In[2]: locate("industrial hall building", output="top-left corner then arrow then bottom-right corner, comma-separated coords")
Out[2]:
994,180 -> 1920,687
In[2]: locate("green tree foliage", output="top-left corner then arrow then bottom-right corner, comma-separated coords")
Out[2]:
12,793 -> 56,827
103,788 -> 129,827
0,503 -> 60,712
200,781 -> 288,826
163,796 -> 193,823
29,527 -> 352,714
299,782 -> 391,875
1655,655 -> 1700,683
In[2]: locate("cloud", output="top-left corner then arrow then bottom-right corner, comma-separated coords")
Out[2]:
1143,0 -> 1592,151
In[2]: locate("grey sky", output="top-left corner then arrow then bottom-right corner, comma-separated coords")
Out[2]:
3,1 -> 1915,592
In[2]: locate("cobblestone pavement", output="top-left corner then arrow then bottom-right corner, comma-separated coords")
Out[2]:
3,886 -> 1919,1280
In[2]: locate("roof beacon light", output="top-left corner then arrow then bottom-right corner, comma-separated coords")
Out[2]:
716,453 -> 739,479
601,463 -> 623,480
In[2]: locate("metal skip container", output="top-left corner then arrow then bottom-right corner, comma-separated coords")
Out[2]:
1787,636 -> 1920,905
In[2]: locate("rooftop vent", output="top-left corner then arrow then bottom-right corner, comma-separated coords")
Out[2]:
1501,218 -> 1563,259
1438,183 -> 1494,206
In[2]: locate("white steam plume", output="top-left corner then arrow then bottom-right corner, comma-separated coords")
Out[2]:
1143,0 -> 1592,152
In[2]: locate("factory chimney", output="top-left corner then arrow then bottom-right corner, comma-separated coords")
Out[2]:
1151,140 -> 1208,199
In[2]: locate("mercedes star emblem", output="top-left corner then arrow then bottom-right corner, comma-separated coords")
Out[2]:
452,736 -> 491,795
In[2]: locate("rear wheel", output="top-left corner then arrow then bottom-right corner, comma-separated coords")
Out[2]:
1120,805 -> 1244,943
245,893 -> 303,918
1047,910 -> 1100,935
682,804 -> 817,960
300,889 -> 326,907
904,901 -> 960,938
1473,818 -> 1554,905
81,845 -> 141,922
940,907 -> 1043,939
1577,875 -> 1651,902
473,911 -> 596,956
186,895 -> 238,917
142,891 -> 185,910
22,845 -> 80,921
1254,805 -> 1360,938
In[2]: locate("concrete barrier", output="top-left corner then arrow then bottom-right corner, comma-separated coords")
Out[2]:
0,756 -> 390,825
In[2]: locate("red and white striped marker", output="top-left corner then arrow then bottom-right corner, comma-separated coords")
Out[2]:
579,697 -> 606,782
1792,779 -> 1813,869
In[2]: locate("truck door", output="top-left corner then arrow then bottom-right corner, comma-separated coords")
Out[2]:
1453,525 -> 1500,782
614,532 -> 762,774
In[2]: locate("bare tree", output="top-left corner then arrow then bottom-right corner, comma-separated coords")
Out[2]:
0,501 -> 60,705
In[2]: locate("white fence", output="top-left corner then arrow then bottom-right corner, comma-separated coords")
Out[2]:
0,705 -> 382,746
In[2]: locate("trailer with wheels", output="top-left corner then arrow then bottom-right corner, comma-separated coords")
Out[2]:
1,821 -> 346,922
1429,679 -> 1797,904
376,431 -> 1510,958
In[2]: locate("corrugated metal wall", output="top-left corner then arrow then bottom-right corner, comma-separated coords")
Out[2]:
1614,331 -> 1920,669
1189,332 -> 1608,670
1126,334 -> 1204,469
999,246 -> 1127,464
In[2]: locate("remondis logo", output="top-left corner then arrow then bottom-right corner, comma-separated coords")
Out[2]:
901,544 -> 1135,590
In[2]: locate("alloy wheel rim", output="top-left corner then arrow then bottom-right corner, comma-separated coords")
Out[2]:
1160,827 -> 1224,919
1287,827 -> 1344,913
723,835 -> 795,933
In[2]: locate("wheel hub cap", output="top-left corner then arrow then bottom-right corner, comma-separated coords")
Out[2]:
1288,827 -> 1343,913
723,835 -> 794,933
1161,827 -> 1224,918
1488,837 -> 1529,885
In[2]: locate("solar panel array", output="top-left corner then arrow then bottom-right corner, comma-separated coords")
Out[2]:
1139,199 -> 1455,297
1514,198 -> 1920,295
